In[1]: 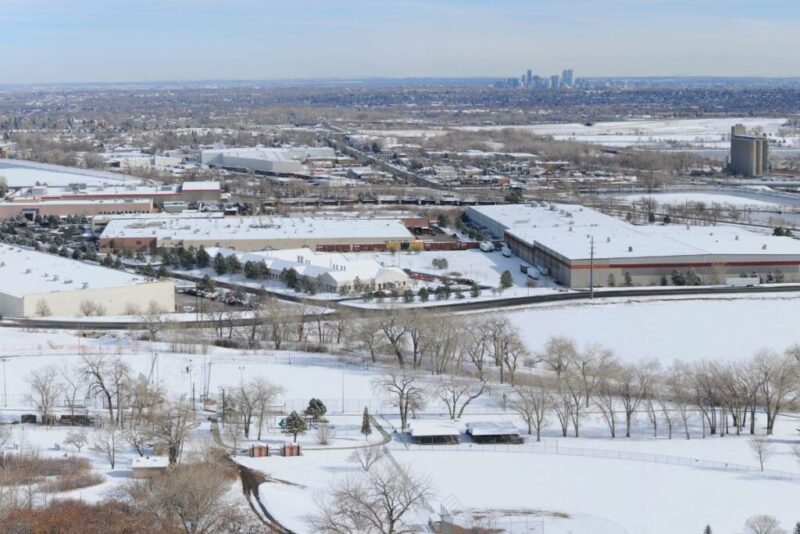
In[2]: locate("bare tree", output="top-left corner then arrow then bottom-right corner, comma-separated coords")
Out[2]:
618,361 -> 656,438
80,353 -> 131,426
349,446 -> 386,472
351,317 -> 383,363
541,336 -> 577,382
508,380 -> 549,441
666,362 -> 694,440
755,349 -> 799,435
150,401 -> 199,465
27,366 -> 61,425
125,424 -> 150,457
127,461 -> 244,534
379,308 -> 409,366
309,463 -> 432,534
749,435 -> 773,472
138,301 -> 167,341
59,365 -> 85,423
435,375 -> 488,420
63,428 -> 88,452
94,423 -> 122,469
374,372 -> 426,431
743,515 -> 786,534
420,315 -> 463,375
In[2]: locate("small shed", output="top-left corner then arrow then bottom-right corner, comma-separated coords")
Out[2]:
407,420 -> 460,445
131,456 -> 169,479
282,443 -> 301,457
250,443 -> 269,457
466,421 -> 523,444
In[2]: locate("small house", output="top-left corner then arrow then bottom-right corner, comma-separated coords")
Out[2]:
131,456 -> 169,479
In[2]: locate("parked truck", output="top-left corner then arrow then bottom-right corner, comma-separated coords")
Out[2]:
479,241 -> 495,253
726,277 -> 760,288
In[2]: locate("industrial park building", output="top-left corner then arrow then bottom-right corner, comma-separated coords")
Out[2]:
730,124 -> 769,177
0,181 -> 221,220
0,244 -> 175,317
200,147 -> 336,176
99,214 -> 415,253
468,203 -> 800,288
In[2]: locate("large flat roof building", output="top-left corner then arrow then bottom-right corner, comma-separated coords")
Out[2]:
0,244 -> 175,317
200,147 -> 335,177
468,203 -> 800,288
99,215 -> 415,252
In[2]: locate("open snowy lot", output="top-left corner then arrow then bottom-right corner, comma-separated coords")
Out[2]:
503,294 -> 800,363
456,117 -> 797,149
619,192 -> 780,208
0,160 -> 143,188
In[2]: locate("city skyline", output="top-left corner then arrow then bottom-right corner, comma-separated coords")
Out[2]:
1,0 -> 799,84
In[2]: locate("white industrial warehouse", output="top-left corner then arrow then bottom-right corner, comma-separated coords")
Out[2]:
99,215 -> 414,252
0,244 -> 175,317
200,147 -> 335,176
468,203 -> 800,287
206,247 -> 410,293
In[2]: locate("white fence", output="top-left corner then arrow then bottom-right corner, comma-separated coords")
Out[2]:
388,439 -> 800,481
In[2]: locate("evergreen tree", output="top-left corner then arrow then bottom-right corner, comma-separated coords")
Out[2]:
470,283 -> 481,298
500,270 -> 513,290
361,407 -> 372,440
648,211 -> 656,223
305,398 -> 327,422
607,273 -> 616,287
213,253 -> 227,275
226,254 -> 242,274
157,264 -> 168,278
141,263 -> 156,278
102,254 -> 114,267
283,411 -> 307,443
663,214 -> 671,224
793,521 -> 800,534
199,274 -> 216,292
113,257 -> 122,269
403,289 -> 414,303
703,526 -> 711,534
623,272 -> 633,287
418,287 -> 429,302
195,245 -> 210,268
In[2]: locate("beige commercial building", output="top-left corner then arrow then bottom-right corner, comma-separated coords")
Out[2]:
730,124 -> 769,177
469,203 -> 800,288
99,215 -> 414,253
0,244 -> 175,318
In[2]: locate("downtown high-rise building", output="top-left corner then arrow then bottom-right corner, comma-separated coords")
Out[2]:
562,69 -> 574,87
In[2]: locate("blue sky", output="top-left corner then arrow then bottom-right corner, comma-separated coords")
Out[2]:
1,0 -> 798,84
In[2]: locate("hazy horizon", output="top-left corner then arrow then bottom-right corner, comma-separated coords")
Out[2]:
2,0 -> 799,84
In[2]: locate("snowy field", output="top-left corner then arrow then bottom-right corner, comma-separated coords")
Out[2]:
456,117 -> 798,149
1,325 -> 800,533
619,192 -> 780,208
0,160 -> 143,187
503,294 -> 800,363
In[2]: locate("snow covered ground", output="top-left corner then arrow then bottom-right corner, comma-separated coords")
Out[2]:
0,160 -> 144,188
503,293 -> 800,364
619,192 -> 780,208
456,117 -> 798,149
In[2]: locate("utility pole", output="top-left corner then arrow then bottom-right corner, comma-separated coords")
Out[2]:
589,235 -> 595,299
1,357 -> 7,408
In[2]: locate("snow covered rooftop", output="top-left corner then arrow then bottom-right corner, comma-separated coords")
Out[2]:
208,247 -> 407,284
101,215 -> 413,243
465,421 -> 521,437
181,181 -> 221,192
408,420 -> 460,437
131,456 -> 169,469
0,244 -> 157,298
472,203 -> 800,261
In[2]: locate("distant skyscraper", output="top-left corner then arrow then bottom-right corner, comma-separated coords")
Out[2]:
562,69 -> 574,87
526,69 -> 533,87
550,75 -> 560,90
